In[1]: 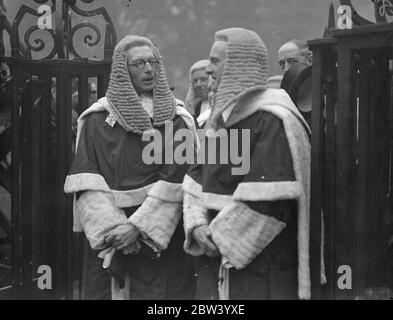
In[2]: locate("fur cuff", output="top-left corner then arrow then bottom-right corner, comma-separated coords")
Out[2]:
76,190 -> 128,250
201,192 -> 233,211
148,180 -> 183,202
210,201 -> 286,269
112,184 -> 153,208
183,191 -> 209,256
182,174 -> 202,197
233,181 -> 303,201
64,173 -> 110,193
128,196 -> 182,250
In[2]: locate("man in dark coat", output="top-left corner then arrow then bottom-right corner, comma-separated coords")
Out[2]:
64,35 -> 197,300
182,28 -> 314,300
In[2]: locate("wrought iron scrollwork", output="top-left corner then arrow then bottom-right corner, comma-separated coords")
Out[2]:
24,25 -> 57,60
68,22 -> 101,59
373,0 -> 393,19
0,63 -> 11,82
326,0 -> 393,35
8,0 -> 116,60
67,1 -> 117,59
339,0 -> 376,25
11,1 -> 56,58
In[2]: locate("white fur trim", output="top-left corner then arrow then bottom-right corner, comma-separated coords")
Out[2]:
210,201 -> 286,270
197,108 -> 211,127
175,104 -> 201,152
201,192 -> 233,211
259,100 -> 312,299
128,196 -> 182,250
112,184 -> 153,208
233,181 -> 303,201
182,174 -> 202,197
208,88 -> 315,299
225,88 -> 311,136
76,190 -> 128,250
147,180 -> 183,202
75,97 -> 200,151
64,173 -> 154,208
64,173 -> 110,193
75,99 -> 108,151
183,192 -> 209,256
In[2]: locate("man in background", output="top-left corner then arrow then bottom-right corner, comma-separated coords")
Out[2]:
183,28 -> 313,300
277,39 -> 312,73
184,60 -> 210,127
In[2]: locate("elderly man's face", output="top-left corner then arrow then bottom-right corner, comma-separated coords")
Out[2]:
277,42 -> 310,73
206,40 -> 227,91
127,46 -> 158,95
192,69 -> 209,101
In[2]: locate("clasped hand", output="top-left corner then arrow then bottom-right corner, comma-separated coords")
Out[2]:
192,225 -> 219,257
105,223 -> 141,254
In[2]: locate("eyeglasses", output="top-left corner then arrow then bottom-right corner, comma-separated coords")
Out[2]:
128,58 -> 160,70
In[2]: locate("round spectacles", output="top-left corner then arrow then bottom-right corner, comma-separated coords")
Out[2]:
128,58 -> 160,70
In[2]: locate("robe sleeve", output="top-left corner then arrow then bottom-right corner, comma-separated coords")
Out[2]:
210,112 -> 300,269
182,165 -> 209,256
127,180 -> 184,251
64,114 -> 128,249
128,114 -> 198,251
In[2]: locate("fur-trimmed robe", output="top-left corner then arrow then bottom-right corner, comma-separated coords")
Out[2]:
64,97 -> 198,300
183,88 -> 316,300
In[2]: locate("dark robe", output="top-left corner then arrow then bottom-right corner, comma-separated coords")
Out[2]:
187,110 -> 298,300
66,108 -> 196,300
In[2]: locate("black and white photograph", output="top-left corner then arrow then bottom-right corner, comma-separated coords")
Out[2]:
0,0 -> 393,307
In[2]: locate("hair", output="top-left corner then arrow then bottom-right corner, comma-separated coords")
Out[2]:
215,34 -> 228,42
288,39 -> 312,59
105,35 -> 175,134
191,66 -> 206,76
208,28 -> 268,130
123,39 -> 152,53
123,39 -> 159,62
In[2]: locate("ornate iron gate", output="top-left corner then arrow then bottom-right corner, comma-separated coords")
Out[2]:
309,1 -> 393,300
0,0 -> 116,299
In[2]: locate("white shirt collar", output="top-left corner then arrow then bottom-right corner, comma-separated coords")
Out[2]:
140,94 -> 154,118
197,108 -> 211,127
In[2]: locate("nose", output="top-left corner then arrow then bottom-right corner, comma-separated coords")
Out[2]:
284,61 -> 291,73
206,63 -> 213,75
144,61 -> 154,72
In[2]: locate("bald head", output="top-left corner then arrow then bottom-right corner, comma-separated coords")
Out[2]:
278,39 -> 312,73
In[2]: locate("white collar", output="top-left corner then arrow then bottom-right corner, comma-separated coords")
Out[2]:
222,103 -> 236,123
200,100 -> 210,115
197,108 -> 211,127
140,94 -> 153,118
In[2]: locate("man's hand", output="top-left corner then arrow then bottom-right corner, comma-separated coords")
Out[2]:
122,240 -> 141,255
105,223 -> 140,250
192,225 -> 219,257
